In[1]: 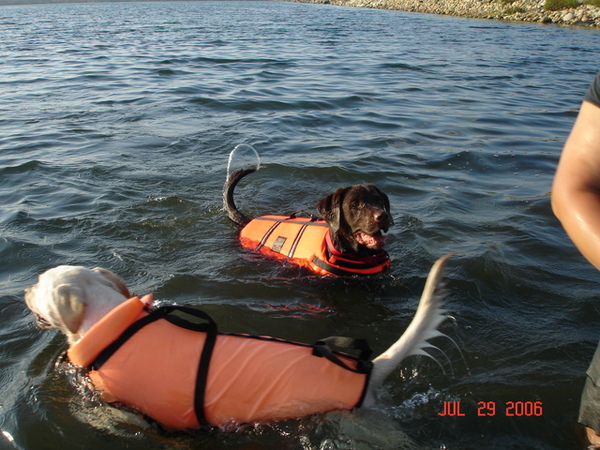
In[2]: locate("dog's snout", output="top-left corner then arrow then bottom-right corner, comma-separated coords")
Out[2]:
375,210 -> 389,223
374,210 -> 394,230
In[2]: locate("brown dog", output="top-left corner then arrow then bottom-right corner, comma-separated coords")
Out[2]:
224,168 -> 393,276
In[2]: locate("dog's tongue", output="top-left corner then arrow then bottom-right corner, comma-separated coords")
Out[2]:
355,231 -> 385,249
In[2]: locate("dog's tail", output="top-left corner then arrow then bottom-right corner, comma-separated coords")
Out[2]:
223,168 -> 255,226
223,144 -> 261,227
361,253 -> 454,408
223,144 -> 260,226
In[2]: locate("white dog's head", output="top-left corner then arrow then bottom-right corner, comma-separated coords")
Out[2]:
25,266 -> 131,345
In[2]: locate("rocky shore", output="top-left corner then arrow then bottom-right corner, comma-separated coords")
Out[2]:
286,0 -> 600,27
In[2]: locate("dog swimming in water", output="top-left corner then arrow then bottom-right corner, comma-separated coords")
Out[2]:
224,150 -> 393,276
24,254 -> 453,430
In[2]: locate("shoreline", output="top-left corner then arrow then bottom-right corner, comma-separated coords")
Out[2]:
286,0 -> 600,28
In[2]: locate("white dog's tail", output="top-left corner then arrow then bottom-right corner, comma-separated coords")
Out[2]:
361,253 -> 453,408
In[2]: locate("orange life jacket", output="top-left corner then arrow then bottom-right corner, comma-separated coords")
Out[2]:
67,296 -> 372,430
239,214 -> 391,276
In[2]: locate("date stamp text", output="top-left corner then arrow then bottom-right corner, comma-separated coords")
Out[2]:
438,401 -> 544,417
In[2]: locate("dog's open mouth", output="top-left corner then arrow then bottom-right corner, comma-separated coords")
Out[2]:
354,230 -> 386,249
35,313 -> 52,328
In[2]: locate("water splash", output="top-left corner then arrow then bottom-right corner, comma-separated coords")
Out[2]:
226,144 -> 261,182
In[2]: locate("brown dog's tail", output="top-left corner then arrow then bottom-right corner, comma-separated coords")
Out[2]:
223,168 -> 255,227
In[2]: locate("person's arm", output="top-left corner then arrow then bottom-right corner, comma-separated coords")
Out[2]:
552,100 -> 600,270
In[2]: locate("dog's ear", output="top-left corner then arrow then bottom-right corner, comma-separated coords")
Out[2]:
92,267 -> 131,299
316,187 -> 349,234
54,285 -> 86,334
24,285 -> 37,311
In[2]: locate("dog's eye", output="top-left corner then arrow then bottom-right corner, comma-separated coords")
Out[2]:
350,201 -> 360,208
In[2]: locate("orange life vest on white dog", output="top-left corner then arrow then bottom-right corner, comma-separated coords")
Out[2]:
67,296 -> 372,430
240,214 -> 391,276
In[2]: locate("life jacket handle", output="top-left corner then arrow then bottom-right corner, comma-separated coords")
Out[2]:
312,336 -> 373,374
157,305 -> 218,334
288,210 -> 320,221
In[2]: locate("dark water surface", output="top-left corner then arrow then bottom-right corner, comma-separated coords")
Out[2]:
1,1 -> 600,448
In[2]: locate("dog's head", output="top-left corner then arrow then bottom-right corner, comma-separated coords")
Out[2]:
25,266 -> 131,344
316,184 -> 393,255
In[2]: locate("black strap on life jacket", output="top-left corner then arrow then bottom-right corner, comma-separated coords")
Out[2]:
312,336 -> 373,407
312,336 -> 373,373
311,253 -> 390,276
311,257 -> 358,276
89,305 -> 218,428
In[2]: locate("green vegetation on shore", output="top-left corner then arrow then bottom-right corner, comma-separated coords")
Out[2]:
545,0 -> 600,9
544,0 -> 579,10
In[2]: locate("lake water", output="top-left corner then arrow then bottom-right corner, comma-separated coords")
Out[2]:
1,1 -> 600,448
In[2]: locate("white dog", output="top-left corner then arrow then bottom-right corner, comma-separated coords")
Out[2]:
25,254 -> 453,430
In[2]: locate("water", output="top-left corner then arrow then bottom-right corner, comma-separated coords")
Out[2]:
1,1 -> 599,448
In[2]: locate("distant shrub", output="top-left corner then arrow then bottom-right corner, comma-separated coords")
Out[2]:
544,0 -> 579,10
